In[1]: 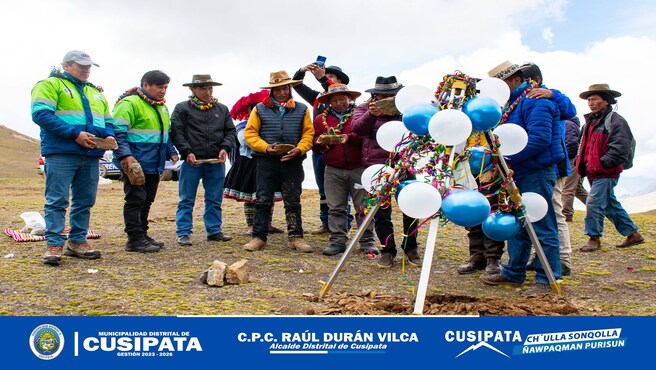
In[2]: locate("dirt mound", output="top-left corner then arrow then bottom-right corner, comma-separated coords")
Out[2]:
310,291 -> 580,316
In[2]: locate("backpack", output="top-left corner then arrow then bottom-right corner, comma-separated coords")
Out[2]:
604,112 -> 636,170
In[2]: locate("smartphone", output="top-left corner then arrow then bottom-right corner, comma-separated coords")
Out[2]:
315,55 -> 327,67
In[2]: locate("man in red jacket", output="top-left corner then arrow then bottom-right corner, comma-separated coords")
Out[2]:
576,84 -> 644,251
313,84 -> 374,255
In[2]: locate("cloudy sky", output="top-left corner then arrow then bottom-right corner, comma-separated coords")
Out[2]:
2,0 -> 655,188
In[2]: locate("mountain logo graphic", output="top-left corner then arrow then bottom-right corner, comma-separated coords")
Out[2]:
455,341 -> 510,358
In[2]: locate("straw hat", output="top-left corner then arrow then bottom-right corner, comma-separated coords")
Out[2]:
487,61 -> 522,80
317,84 -> 361,104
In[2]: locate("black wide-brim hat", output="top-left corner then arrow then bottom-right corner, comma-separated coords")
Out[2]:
182,74 -> 222,87
325,66 -> 349,85
365,76 -> 404,94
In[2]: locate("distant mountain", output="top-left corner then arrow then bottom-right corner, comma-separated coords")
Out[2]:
630,180 -> 656,196
0,125 -> 41,178
616,176 -> 656,197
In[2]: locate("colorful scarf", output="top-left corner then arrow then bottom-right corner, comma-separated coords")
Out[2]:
117,87 -> 165,105
263,96 -> 295,117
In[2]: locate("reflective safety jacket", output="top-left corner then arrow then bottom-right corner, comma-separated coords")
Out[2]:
31,72 -> 114,157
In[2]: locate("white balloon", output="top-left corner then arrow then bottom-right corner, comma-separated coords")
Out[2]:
394,85 -> 435,113
492,123 -> 528,156
522,192 -> 548,222
397,182 -> 442,219
376,120 -> 409,152
428,109 -> 472,146
477,78 -> 510,107
360,164 -> 392,193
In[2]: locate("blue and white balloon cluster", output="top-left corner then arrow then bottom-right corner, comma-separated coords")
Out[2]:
360,76 -> 550,241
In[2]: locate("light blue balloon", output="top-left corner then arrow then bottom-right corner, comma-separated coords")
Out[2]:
482,212 -> 521,241
402,103 -> 437,136
440,190 -> 491,227
469,146 -> 493,175
463,96 -> 502,131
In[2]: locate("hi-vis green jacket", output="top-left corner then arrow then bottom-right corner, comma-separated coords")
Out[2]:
31,71 -> 114,157
112,93 -> 177,174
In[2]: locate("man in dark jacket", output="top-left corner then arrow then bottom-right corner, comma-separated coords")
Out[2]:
170,74 -> 236,246
351,76 -> 421,269
293,63 -> 352,234
576,84 -> 644,251
562,116 -> 588,222
479,61 -> 564,295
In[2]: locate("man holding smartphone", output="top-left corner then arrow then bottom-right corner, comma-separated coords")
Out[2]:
292,58 -> 354,235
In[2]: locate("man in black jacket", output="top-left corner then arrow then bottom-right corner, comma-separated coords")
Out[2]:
170,74 -> 236,245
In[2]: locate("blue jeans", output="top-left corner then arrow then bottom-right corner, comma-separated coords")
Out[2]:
584,177 -> 637,237
501,167 -> 561,284
176,162 -> 226,236
43,154 -> 99,246
313,151 -> 353,228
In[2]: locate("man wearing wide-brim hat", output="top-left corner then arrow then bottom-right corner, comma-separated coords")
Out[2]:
576,83 -> 644,252
170,74 -> 237,246
351,76 -> 423,269
312,84 -> 375,256
243,70 -> 315,253
293,61 -> 353,236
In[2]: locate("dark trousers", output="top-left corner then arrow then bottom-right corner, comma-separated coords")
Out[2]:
253,156 -> 304,241
466,182 -> 504,261
122,173 -> 160,242
373,173 -> 419,257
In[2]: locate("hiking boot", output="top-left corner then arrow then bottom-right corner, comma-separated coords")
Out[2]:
207,232 -> 233,242
485,257 -> 501,275
291,238 -> 313,253
405,251 -> 422,267
616,231 -> 645,248
456,259 -> 485,275
323,244 -> 346,256
479,273 -> 519,286
145,235 -> 165,248
43,245 -> 63,266
521,283 -> 553,296
377,253 -> 394,268
177,235 -> 193,246
125,239 -> 160,253
579,237 -> 601,252
243,238 -> 266,252
65,241 -> 101,259
309,225 -> 329,235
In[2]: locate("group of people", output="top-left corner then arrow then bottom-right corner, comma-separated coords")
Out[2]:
31,50 -> 645,296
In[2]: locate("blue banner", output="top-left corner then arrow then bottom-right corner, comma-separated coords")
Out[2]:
2,316 -> 651,368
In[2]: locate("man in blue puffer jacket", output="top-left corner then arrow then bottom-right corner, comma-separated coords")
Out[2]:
479,61 -> 564,295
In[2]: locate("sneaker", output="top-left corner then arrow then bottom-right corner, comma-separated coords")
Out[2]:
405,251 -> 422,266
243,238 -> 267,252
360,243 -> 380,255
323,244 -> 346,256
177,235 -> 193,246
309,225 -> 329,235
291,238 -> 313,253
479,273 -> 519,286
64,241 -> 101,259
145,235 -> 165,248
377,253 -> 394,268
521,283 -> 553,296
207,232 -> 233,242
43,245 -> 63,266
125,239 -> 160,253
